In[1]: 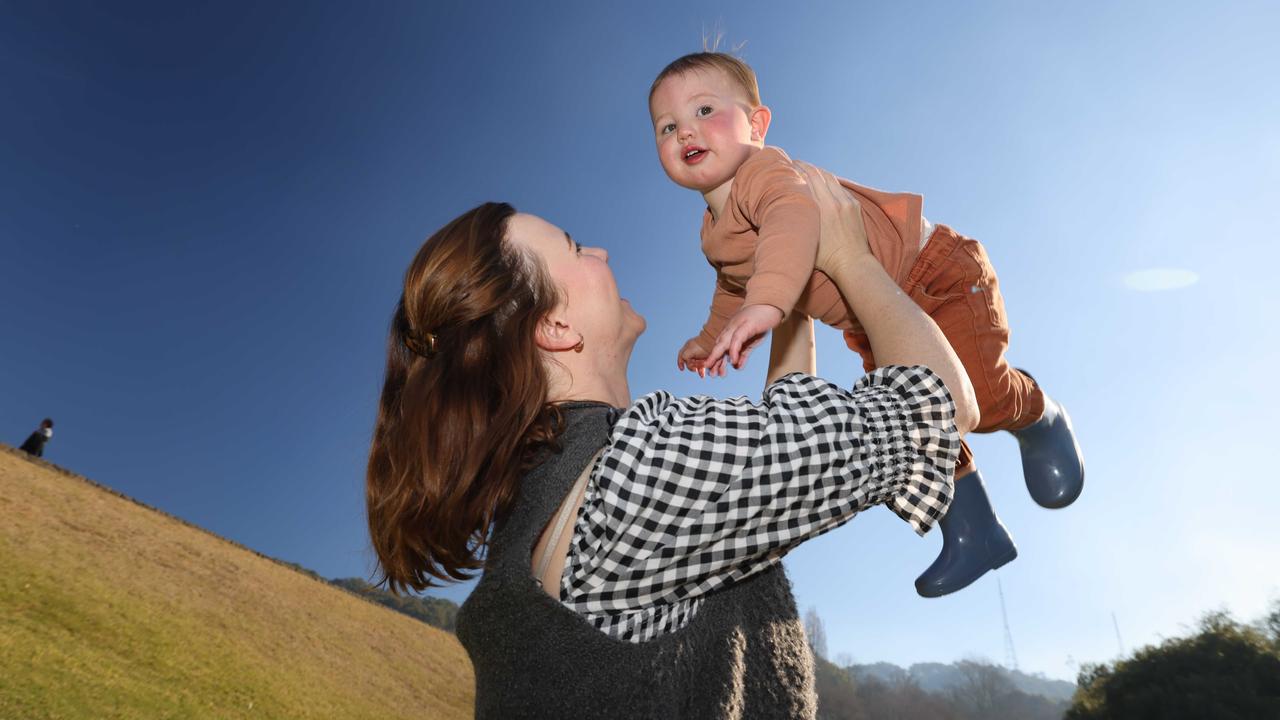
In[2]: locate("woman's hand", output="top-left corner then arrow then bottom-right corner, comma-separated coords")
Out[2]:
795,161 -> 872,277
795,160 -> 978,434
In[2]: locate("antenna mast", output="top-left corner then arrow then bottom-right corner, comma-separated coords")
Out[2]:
998,576 -> 1019,671
1112,612 -> 1126,657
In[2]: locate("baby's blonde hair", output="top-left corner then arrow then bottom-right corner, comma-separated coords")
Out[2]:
649,52 -> 762,108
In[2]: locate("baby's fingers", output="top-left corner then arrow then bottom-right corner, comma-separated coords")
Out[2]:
708,355 -> 727,377
728,329 -> 754,368
735,333 -> 765,369
692,357 -> 709,378
704,349 -> 727,377
704,337 -> 731,376
727,328 -> 749,368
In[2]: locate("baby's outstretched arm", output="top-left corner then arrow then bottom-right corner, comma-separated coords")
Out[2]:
681,276 -> 746,377
704,304 -> 784,372
710,152 -> 822,373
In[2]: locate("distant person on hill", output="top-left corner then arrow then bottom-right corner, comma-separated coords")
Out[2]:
366,171 -> 979,718
19,418 -> 54,457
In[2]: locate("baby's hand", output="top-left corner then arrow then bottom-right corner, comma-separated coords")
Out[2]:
677,337 -> 722,378
704,304 -> 785,372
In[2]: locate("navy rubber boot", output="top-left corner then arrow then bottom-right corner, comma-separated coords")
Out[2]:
1010,393 -> 1085,509
915,470 -> 1018,598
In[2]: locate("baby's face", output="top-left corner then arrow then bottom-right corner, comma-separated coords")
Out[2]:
649,69 -> 759,194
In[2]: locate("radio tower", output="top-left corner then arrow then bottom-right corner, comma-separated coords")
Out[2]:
998,577 -> 1019,671
1112,612 -> 1126,657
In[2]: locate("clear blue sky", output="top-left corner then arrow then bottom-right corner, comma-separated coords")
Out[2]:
4,1 -> 1277,682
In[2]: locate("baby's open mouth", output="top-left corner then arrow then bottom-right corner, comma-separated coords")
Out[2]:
683,147 -> 707,163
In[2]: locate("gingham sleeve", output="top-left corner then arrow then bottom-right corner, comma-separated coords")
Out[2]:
561,364 -> 960,641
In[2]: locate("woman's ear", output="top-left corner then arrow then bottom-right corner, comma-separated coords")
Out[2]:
749,104 -> 772,143
535,314 -> 581,353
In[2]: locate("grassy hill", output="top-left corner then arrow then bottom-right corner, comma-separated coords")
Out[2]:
0,446 -> 474,720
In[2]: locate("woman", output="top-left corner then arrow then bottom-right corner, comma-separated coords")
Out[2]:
366,167 -> 978,718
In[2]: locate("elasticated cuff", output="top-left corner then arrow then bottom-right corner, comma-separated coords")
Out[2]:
852,365 -> 960,536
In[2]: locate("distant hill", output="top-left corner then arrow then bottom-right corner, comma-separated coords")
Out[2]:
0,445 -> 473,720
330,578 -> 459,632
850,660 -> 1076,702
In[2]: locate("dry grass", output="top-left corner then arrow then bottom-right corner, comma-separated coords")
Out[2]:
0,447 -> 474,720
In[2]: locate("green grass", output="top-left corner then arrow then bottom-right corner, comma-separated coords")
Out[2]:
0,448 -> 473,720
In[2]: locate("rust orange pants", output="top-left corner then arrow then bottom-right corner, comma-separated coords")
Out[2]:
844,224 -> 1045,475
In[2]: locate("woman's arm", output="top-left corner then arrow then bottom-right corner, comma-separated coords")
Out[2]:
765,311 -> 815,386
799,164 -> 979,435
562,369 -> 959,640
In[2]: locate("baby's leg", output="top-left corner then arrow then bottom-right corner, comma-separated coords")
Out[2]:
904,226 -> 1045,436
844,268 -> 1017,598
909,225 -> 1081,509
880,230 -> 1027,597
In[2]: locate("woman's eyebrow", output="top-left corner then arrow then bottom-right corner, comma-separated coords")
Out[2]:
564,231 -> 574,249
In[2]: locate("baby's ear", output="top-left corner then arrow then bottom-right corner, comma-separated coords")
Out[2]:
749,105 -> 772,143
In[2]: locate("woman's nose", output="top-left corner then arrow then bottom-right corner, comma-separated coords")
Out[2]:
587,246 -> 608,262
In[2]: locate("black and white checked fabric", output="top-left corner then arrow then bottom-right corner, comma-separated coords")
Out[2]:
560,365 -> 960,642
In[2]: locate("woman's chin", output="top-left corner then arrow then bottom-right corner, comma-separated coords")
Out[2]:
623,301 -> 647,335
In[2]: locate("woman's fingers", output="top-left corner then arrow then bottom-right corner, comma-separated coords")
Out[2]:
796,161 -> 830,204
799,161 -> 851,213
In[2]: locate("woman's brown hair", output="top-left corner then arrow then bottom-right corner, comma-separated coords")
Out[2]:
366,202 -> 564,593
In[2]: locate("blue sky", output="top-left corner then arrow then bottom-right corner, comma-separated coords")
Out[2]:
3,1 -> 1277,681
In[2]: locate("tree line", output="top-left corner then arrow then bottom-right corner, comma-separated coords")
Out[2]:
804,600 -> 1280,720
1067,603 -> 1280,719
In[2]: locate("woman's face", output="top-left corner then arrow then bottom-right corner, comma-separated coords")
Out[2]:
505,213 -> 646,357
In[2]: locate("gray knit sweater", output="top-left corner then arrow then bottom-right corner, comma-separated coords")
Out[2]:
456,403 -> 817,719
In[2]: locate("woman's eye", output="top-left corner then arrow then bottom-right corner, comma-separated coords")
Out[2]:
697,105 -> 712,116
575,242 -> 583,255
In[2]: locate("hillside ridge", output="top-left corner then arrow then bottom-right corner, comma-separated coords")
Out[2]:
0,443 -> 474,719
0,443 -> 362,593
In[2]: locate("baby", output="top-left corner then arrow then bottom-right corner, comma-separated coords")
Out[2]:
649,52 -> 1085,598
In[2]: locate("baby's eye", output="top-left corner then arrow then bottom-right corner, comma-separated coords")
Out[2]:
697,105 -> 713,116
661,123 -> 676,135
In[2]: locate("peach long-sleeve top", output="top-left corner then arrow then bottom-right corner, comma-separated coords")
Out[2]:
695,146 -> 925,350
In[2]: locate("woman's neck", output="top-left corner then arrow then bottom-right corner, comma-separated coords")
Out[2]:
546,354 -> 632,409
553,378 -> 630,408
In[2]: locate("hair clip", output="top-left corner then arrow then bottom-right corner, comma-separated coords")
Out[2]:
405,331 -> 439,358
